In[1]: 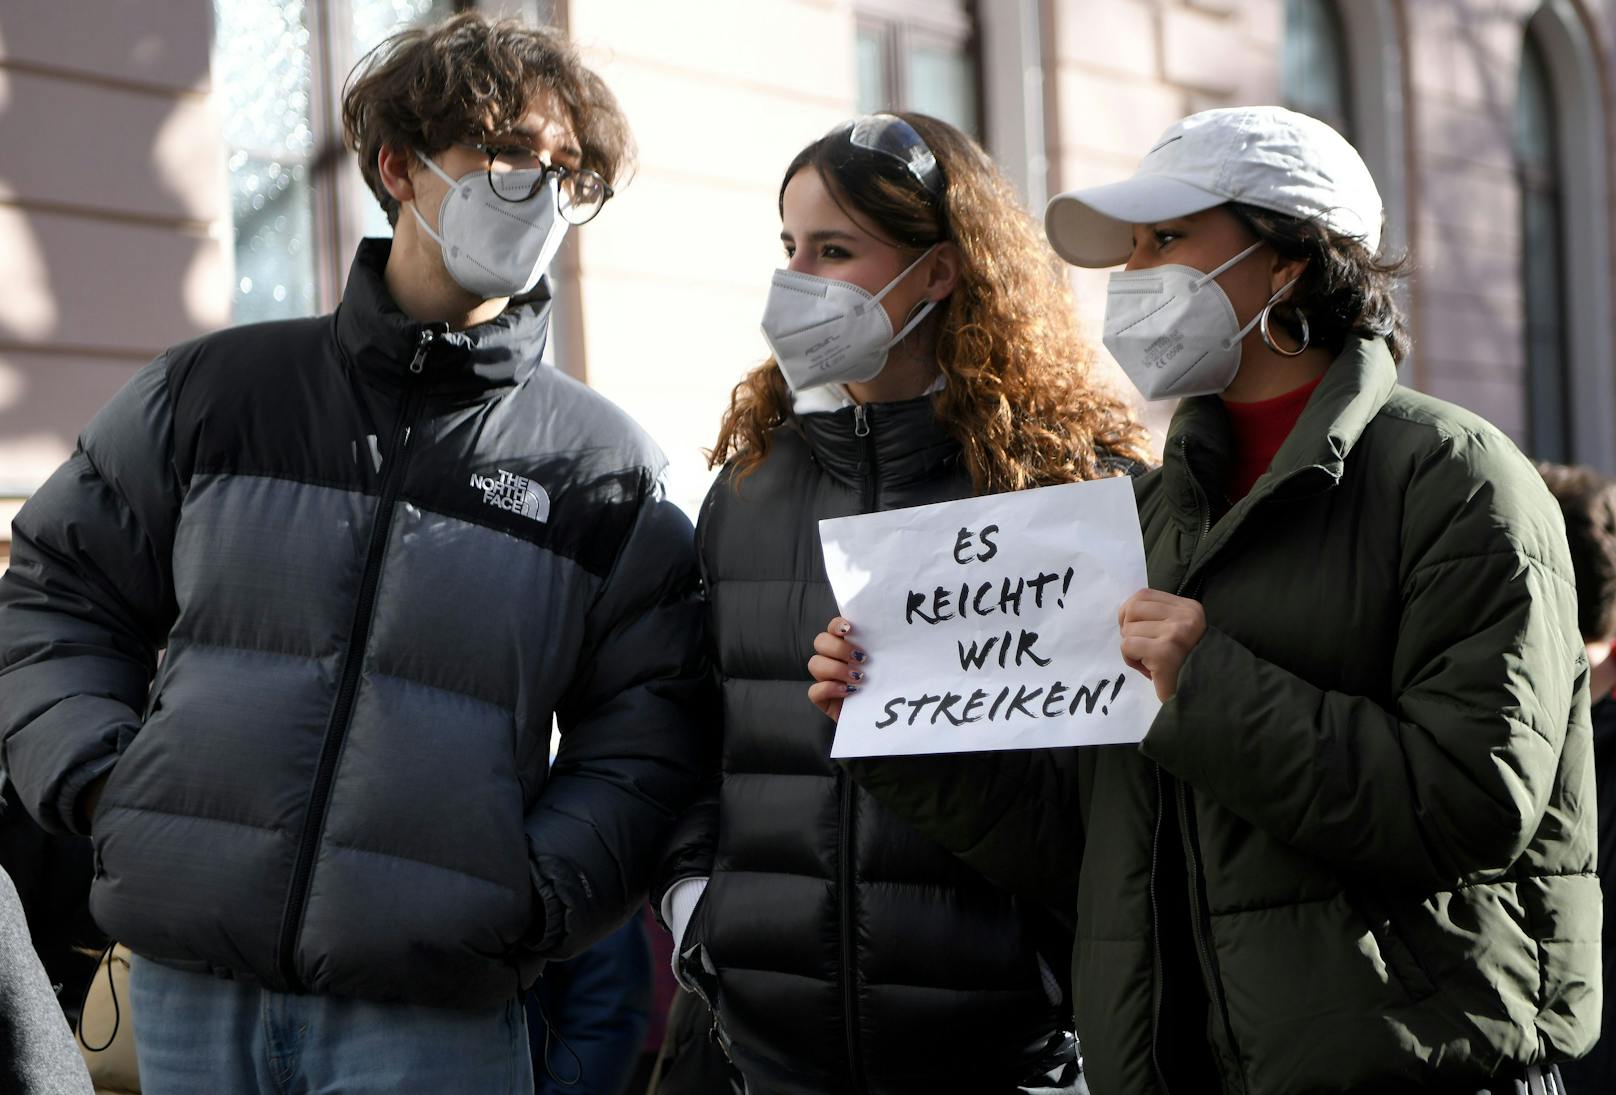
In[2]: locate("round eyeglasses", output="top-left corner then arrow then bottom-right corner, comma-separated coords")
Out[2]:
464,141 -> 614,225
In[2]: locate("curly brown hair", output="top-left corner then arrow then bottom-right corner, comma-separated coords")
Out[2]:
710,113 -> 1148,494
341,12 -> 634,227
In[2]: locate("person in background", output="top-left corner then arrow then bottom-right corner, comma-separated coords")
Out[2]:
0,773 -> 103,1026
1540,462 -> 1616,1091
654,110 -> 1146,1094
0,14 -> 707,1093
810,106 -> 1597,1093
1,864 -> 94,1094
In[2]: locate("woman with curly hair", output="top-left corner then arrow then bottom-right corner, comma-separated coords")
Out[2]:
651,112 -> 1145,1095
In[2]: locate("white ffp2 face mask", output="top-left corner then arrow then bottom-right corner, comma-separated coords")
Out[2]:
1102,241 -> 1298,401
760,247 -> 939,392
409,153 -> 570,300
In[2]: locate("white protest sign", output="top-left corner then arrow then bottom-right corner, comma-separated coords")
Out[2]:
819,476 -> 1160,758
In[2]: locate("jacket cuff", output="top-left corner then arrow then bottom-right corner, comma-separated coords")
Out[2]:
58,754 -> 119,837
661,876 -> 706,946
662,876 -> 708,993
527,872 -> 569,956
1138,625 -> 1247,784
653,871 -> 708,930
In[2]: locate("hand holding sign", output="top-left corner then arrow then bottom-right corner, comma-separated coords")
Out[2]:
808,616 -> 863,721
816,477 -> 1161,758
1119,588 -> 1208,701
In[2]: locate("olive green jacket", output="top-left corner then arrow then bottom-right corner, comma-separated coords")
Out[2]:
848,338 -> 1600,1093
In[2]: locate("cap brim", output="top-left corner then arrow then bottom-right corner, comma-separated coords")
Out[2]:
1044,175 -> 1229,267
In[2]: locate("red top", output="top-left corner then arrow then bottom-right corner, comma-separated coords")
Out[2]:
1222,375 -> 1324,501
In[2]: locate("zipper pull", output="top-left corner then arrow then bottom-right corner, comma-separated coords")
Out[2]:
407,329 -> 436,375
853,403 -> 870,438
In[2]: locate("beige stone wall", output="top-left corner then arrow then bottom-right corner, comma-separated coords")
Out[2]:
0,0 -> 231,503
1404,0 -> 1529,436
566,0 -> 859,515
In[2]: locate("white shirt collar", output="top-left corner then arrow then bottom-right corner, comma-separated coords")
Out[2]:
790,372 -> 947,416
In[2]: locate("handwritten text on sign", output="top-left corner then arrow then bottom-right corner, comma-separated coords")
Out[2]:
819,477 -> 1160,758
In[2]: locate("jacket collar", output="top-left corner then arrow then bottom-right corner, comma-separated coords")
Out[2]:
1161,337 -> 1398,578
796,393 -> 959,493
1167,336 -> 1396,493
1252,335 -> 1396,487
334,239 -> 552,395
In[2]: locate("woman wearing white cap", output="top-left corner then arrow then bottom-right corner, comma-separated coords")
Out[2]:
809,106 -> 1598,1093
653,112 -> 1147,1094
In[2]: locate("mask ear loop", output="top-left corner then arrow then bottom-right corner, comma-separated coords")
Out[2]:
1220,273 -> 1304,353
873,244 -> 943,351
883,297 -> 939,352
408,152 -> 457,251
1191,240 -> 1265,293
1199,240 -> 1271,351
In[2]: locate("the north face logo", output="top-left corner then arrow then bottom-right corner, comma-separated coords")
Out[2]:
469,469 -> 549,523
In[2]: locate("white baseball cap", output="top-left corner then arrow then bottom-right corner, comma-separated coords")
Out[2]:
1044,106 -> 1384,268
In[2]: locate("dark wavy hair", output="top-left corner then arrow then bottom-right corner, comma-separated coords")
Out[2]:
710,113 -> 1148,494
341,13 -> 634,226
1227,203 -> 1410,364
1538,462 -> 1616,641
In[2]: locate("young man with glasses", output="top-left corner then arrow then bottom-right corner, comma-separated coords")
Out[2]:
0,14 -> 708,1091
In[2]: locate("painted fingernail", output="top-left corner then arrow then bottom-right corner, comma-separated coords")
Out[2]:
844,685 -> 859,694
851,650 -> 867,663
850,670 -> 864,681
838,624 -> 852,635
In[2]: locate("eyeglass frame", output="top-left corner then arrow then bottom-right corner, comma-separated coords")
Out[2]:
460,140 -> 615,225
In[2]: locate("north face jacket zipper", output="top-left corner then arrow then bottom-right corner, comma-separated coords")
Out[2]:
276,330 -> 433,989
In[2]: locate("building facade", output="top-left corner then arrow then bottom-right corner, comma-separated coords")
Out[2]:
2,0 -> 1614,561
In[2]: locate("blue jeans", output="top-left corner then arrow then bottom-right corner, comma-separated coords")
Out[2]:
129,956 -> 533,1094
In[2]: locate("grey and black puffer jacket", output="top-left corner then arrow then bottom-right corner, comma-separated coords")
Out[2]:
656,395 -> 1077,1094
0,240 -> 709,1009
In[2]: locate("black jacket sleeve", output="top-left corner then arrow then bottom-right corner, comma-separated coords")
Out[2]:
844,746 -> 1085,912
650,780 -> 717,925
0,357 -> 180,836
648,481 -> 729,918
525,473 -> 711,958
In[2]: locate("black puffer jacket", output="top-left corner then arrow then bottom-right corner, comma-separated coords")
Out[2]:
0,240 -> 708,1008
657,395 -> 1075,1094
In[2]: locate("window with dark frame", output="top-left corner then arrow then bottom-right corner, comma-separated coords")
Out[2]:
854,0 -> 982,142
211,0 -> 462,326
1517,26 -> 1573,463
1281,0 -> 1355,142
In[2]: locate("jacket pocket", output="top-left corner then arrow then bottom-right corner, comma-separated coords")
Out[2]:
88,720 -> 146,846
1345,889 -> 1437,1002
